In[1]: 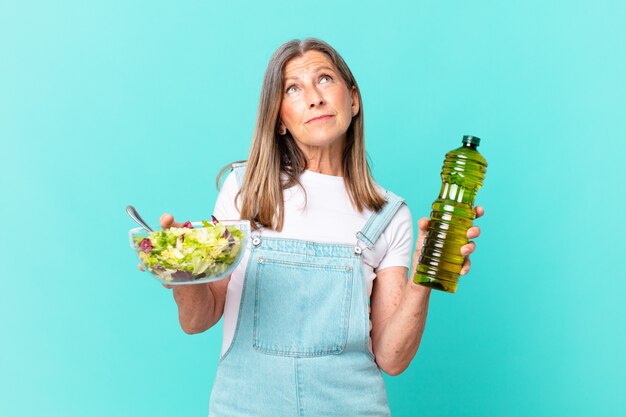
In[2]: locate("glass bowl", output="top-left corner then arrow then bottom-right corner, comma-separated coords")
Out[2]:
129,220 -> 250,286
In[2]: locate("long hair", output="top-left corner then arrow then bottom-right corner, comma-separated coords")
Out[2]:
217,38 -> 385,231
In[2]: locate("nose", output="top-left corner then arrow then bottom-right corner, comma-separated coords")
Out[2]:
306,85 -> 325,108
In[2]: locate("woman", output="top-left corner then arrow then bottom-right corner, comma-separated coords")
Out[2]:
149,38 -> 483,416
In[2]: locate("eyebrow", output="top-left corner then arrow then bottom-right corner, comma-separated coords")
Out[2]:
285,65 -> 336,81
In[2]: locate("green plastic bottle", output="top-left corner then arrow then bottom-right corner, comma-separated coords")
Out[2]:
413,135 -> 488,293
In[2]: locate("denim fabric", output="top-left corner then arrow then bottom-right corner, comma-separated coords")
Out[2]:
356,192 -> 405,249
208,164 -> 404,417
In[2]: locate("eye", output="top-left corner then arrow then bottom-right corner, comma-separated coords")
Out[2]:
319,74 -> 333,83
285,84 -> 298,94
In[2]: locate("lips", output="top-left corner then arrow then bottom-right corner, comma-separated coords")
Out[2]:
306,114 -> 334,124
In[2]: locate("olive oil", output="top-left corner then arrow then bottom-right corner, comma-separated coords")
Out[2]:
414,135 -> 488,293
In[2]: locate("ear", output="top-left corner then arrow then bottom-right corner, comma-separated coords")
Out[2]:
350,86 -> 360,117
278,121 -> 287,135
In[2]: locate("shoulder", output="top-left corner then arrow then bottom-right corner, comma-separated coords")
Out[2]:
218,160 -> 249,193
230,161 -> 247,186
372,180 -> 404,203
363,181 -> 411,239
374,187 -> 413,271
382,201 -> 412,242
220,169 -> 240,193
213,167 -> 243,219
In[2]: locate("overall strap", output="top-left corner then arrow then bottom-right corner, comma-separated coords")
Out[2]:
231,161 -> 247,188
356,190 -> 405,249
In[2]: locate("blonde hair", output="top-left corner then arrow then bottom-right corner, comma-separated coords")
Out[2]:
217,38 -> 385,231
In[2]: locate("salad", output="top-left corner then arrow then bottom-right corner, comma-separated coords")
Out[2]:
132,216 -> 244,282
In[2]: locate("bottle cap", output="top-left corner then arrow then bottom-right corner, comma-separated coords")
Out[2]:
462,135 -> 481,147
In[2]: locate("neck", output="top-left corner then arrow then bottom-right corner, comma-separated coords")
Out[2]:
299,140 -> 344,176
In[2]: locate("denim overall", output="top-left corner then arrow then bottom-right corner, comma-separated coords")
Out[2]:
209,163 -> 405,417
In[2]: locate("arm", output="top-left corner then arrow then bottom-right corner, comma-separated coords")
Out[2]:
370,266 -> 431,376
370,207 -> 483,375
171,168 -> 243,334
148,213 -> 229,334
172,278 -> 229,334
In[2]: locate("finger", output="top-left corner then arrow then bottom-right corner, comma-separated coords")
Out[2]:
460,257 -> 471,276
467,226 -> 481,239
417,217 -> 429,233
414,218 -> 429,251
461,241 -> 476,256
474,206 -> 484,219
138,263 -> 145,272
160,213 -> 184,229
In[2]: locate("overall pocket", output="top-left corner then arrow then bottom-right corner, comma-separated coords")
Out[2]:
253,257 -> 353,357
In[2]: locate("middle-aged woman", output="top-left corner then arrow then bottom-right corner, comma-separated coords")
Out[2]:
153,38 -> 483,416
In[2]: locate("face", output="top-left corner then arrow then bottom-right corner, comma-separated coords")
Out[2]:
279,50 -> 359,152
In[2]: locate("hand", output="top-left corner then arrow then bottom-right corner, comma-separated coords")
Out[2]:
137,213 -> 185,289
459,205 -> 484,275
412,206 -> 484,276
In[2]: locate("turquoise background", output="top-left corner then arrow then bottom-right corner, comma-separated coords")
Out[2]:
2,0 -> 625,416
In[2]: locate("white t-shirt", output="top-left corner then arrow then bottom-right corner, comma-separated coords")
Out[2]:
213,169 -> 414,355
